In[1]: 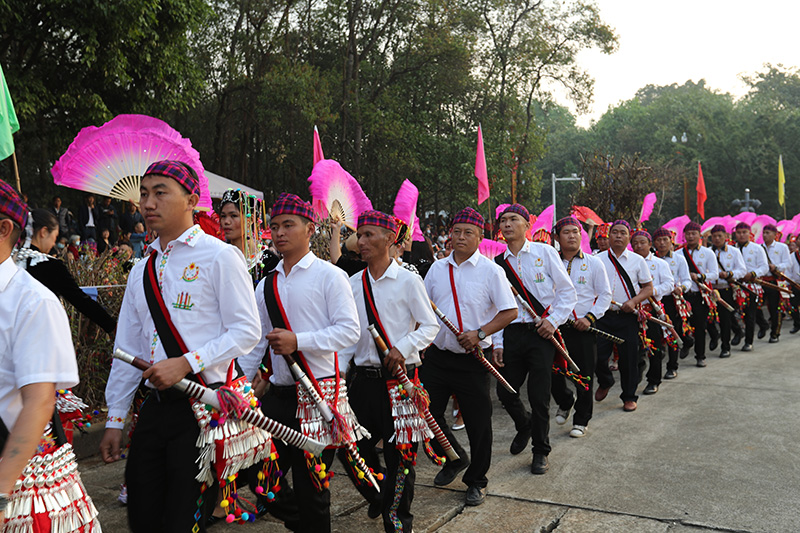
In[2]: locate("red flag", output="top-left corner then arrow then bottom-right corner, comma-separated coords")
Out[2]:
475,124 -> 490,205
313,125 -> 325,165
696,162 -> 707,219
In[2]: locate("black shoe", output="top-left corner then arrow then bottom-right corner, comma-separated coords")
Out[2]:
731,333 -> 742,346
664,369 -> 677,379
769,335 -> 779,343
758,327 -> 767,339
791,325 -> 800,334
742,343 -> 753,352
465,485 -> 487,506
643,383 -> 658,394
696,358 -> 707,367
509,426 -> 531,456
530,454 -> 549,475
206,514 -> 224,528
367,498 -> 381,519
719,350 -> 731,358
684,336 -> 695,350
709,337 -> 719,351
679,346 -> 690,359
434,459 -> 470,486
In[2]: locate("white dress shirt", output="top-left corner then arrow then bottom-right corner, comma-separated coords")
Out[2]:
643,253 -> 674,301
763,241 -> 791,273
0,257 -> 79,430
499,240 -> 577,329
678,245 -> 719,291
598,249 -> 652,309
425,249 -> 516,353
785,250 -> 800,283
656,251 -> 692,293
106,225 -> 261,429
738,242 -> 769,277
713,245 -> 746,289
244,252 -> 361,386
560,251 -> 611,321
347,261 -> 439,367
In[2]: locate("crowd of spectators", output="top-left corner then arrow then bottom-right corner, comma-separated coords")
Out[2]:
32,193 -> 147,261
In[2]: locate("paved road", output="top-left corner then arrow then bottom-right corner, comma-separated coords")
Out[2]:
77,333 -> 800,532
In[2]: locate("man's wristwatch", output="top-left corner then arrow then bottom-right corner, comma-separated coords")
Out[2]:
476,328 -> 487,341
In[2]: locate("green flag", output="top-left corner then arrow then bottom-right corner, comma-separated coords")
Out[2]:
0,63 -> 19,161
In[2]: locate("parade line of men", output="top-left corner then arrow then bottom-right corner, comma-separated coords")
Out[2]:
2,168 -> 797,533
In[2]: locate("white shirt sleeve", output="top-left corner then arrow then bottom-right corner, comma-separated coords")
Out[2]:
654,258 -> 674,298
588,258 -> 612,321
542,246 -> 577,328
702,249 -> 719,284
295,267 -> 361,356
392,273 -> 440,359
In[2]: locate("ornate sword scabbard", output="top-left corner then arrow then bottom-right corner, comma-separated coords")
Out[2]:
367,325 -> 459,462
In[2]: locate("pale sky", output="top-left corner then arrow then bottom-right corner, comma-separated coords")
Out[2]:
572,0 -> 800,127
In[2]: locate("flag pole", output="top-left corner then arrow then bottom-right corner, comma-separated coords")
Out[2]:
11,152 -> 20,192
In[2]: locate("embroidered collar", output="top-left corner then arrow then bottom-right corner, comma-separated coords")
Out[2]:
146,224 -> 203,255
503,239 -> 531,260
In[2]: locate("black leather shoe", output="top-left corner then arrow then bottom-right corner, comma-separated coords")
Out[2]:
643,383 -> 658,394
709,337 -> 719,351
696,358 -> 707,367
769,335 -> 779,343
433,459 -> 470,486
742,343 -> 753,352
679,346 -> 690,359
367,498 -> 382,519
530,454 -> 549,475
758,327 -> 767,339
719,350 -> 731,358
791,325 -> 800,334
509,427 -> 531,455
664,369 -> 677,379
731,333 -> 742,346
465,485 -> 486,506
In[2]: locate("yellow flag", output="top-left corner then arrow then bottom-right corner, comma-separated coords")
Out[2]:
779,154 -> 786,207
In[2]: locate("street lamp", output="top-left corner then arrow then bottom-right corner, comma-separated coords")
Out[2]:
731,188 -> 761,213
671,132 -> 703,215
552,173 -> 583,220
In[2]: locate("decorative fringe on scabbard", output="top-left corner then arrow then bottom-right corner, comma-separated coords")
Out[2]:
340,449 -> 383,491
296,379 -> 369,447
3,443 -> 101,533
552,365 -> 591,391
191,378 -> 277,526
676,294 -> 694,336
387,381 -> 433,447
388,448 -> 416,533
637,308 -> 653,356
422,441 -> 446,466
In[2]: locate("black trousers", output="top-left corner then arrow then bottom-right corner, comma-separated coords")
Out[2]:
641,320 -> 665,386
714,287 -> 736,352
662,296 -> 690,372
551,327 -> 596,427
595,311 -> 641,402
762,284 -> 783,337
126,390 -> 219,533
345,369 -> 416,533
743,290 -> 760,345
791,287 -> 800,328
685,292 -> 709,359
496,324 -> 555,456
261,385 -> 336,533
420,345 -> 492,488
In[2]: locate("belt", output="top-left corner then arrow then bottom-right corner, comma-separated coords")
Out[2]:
269,383 -> 298,399
355,363 -> 420,379
507,322 -> 538,331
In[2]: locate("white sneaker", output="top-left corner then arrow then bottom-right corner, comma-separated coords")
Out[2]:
569,425 -> 587,438
555,407 -> 570,425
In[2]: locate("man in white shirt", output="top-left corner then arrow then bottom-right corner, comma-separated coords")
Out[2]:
595,220 -> 653,412
786,237 -> 800,334
491,205 -> 576,475
734,222 -> 769,351
423,207 -> 516,506
343,210 -> 439,532
760,224 -> 791,342
631,230 -> 673,394
653,228 -> 693,379
0,179 -> 100,531
99,161 -> 261,532
246,193 -> 361,532
551,216 -> 611,439
709,225 -> 747,357
677,221 -> 719,366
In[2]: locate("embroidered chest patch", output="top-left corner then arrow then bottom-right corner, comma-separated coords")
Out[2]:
650,263 -> 656,270
580,263 -> 588,271
577,275 -> 587,285
533,272 -> 545,283
173,292 -> 194,310
181,262 -> 200,282
535,258 -> 544,267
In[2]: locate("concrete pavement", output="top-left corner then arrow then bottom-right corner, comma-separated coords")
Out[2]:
76,332 -> 800,532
